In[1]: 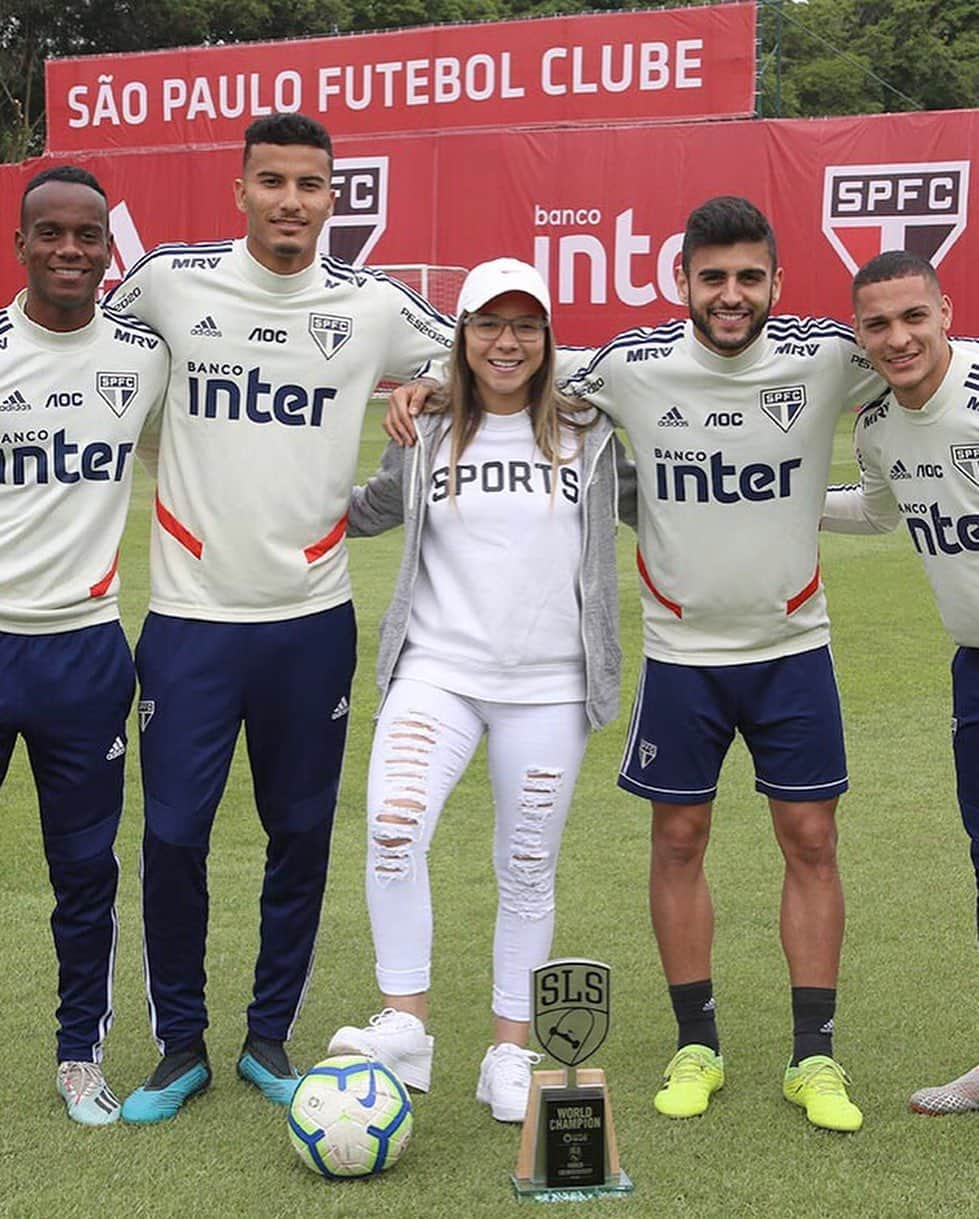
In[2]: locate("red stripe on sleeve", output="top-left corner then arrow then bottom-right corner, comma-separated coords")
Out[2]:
304,513 -> 349,565
786,563 -> 820,615
636,546 -> 683,619
155,493 -> 204,560
89,549 -> 120,598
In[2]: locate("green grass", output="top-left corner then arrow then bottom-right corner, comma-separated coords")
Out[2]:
1,408 -> 975,1218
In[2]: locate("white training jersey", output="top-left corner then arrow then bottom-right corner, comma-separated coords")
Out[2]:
0,292 -> 167,634
822,342 -> 979,648
105,239 -> 455,623
398,409 -> 585,703
561,317 -> 881,664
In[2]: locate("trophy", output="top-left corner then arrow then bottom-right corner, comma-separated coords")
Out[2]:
512,959 -> 632,1199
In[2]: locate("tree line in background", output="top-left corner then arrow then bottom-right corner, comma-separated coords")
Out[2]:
2,0 -> 978,162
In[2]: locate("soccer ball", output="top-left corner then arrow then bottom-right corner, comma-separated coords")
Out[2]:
288,1055 -> 413,1178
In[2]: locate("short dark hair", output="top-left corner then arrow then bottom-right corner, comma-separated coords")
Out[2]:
852,250 -> 940,304
243,113 -> 333,166
681,196 -> 777,273
21,165 -> 108,225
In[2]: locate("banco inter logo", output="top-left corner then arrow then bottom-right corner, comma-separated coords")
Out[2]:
823,161 -> 970,274
322,157 -> 388,265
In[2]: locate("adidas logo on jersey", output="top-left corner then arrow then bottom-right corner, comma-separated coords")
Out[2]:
657,406 -> 688,428
105,736 -> 126,761
0,389 -> 31,412
331,696 -> 349,721
190,315 -> 222,338
889,459 -> 912,480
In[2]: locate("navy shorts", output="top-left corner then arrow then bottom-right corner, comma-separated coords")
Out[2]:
952,647 -> 979,878
618,645 -> 847,806
0,622 -> 134,850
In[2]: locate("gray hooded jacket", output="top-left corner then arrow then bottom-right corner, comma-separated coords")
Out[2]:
348,411 -> 636,729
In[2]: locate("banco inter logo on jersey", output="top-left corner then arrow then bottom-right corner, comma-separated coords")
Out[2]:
889,459 -> 911,481
0,389 -> 31,412
822,161 -> 970,274
190,315 -> 222,338
186,363 -> 337,428
653,448 -> 802,504
760,386 -> 806,432
309,314 -> 353,360
96,372 -> 139,417
0,428 -> 133,485
951,444 -> 979,489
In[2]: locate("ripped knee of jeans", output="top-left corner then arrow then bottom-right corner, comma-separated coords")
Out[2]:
370,712 -> 438,884
505,766 -> 564,921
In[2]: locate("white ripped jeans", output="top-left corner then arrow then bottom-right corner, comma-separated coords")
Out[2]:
366,677 -> 590,1022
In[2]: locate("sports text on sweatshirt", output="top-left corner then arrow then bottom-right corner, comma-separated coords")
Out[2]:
560,317 -> 882,664
0,292 -> 167,633
822,342 -> 979,648
105,239 -> 455,622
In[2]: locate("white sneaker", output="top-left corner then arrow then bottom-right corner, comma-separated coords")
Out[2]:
910,1063 -> 979,1114
476,1042 -> 542,1123
327,1008 -> 434,1091
57,1061 -> 121,1126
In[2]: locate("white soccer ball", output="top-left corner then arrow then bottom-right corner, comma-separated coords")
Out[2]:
288,1055 -> 414,1178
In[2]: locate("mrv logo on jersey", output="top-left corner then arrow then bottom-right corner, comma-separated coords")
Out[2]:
823,161 -> 970,274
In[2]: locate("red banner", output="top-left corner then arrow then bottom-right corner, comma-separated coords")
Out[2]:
3,109 -> 977,345
44,5 -> 757,151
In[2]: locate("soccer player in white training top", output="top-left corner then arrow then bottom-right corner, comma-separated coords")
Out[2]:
822,250 -> 979,1116
1,167 -> 167,1125
104,113 -> 456,1124
388,196 -> 881,1131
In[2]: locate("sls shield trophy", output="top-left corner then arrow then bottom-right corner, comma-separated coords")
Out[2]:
513,959 -> 632,1199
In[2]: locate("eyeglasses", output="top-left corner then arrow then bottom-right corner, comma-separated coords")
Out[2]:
463,313 -> 548,342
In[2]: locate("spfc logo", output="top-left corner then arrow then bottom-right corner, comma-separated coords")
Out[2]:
951,444 -> 979,489
533,959 -> 610,1068
760,385 -> 806,432
96,371 -> 139,417
638,739 -> 657,769
321,156 -> 389,265
138,700 -> 155,731
309,314 -> 353,360
823,161 -> 970,274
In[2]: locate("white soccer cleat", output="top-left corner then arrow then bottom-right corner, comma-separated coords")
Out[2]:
476,1042 -> 542,1123
910,1063 -> 979,1115
327,1008 -> 434,1092
57,1061 -> 121,1126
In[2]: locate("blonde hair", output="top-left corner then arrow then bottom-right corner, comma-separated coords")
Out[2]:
430,316 -> 594,499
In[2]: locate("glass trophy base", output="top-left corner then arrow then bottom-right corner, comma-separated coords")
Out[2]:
511,1169 -> 634,1202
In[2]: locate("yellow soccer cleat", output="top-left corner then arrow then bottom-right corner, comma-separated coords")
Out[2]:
783,1055 -> 863,1132
654,1044 -> 724,1118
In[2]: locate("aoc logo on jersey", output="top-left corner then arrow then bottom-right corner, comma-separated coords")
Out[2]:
309,314 -> 353,360
96,372 -> 139,417
822,161 -> 969,275
760,386 -> 806,433
951,444 -> 979,489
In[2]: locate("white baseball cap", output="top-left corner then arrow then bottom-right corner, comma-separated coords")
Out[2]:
457,257 -> 551,317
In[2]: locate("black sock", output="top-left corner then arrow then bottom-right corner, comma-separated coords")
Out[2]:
669,979 -> 719,1053
791,986 -> 836,1065
243,1032 -> 293,1077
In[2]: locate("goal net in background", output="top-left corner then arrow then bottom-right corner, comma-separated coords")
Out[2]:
373,264 -> 468,398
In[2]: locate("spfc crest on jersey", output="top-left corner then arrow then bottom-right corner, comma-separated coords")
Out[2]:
533,960 -> 610,1068
822,161 -> 969,275
951,444 -> 979,489
96,372 -> 139,417
760,385 -> 806,432
638,739 -> 658,769
309,314 -> 353,360
138,700 -> 155,731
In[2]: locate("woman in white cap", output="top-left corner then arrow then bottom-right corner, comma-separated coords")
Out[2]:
328,258 -> 635,1121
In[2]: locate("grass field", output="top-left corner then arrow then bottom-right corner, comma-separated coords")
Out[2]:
1,407 -> 976,1218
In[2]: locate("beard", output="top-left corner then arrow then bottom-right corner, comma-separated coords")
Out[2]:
689,294 -> 772,355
